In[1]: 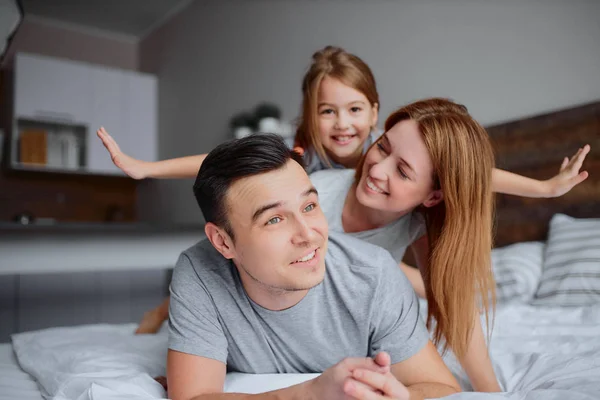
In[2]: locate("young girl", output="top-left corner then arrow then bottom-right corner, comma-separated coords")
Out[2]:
97,48 -> 590,392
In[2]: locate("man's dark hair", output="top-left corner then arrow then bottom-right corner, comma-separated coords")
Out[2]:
193,134 -> 304,239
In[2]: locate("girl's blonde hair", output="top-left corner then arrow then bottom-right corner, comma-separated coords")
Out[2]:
295,46 -> 379,166
356,98 -> 496,360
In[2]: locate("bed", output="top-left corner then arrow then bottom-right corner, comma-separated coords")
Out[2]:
1,101 -> 599,399
0,343 -> 43,400
3,297 -> 600,400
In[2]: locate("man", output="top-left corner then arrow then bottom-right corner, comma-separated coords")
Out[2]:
167,134 -> 460,400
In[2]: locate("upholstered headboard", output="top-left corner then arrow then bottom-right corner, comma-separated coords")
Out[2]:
489,100 -> 600,247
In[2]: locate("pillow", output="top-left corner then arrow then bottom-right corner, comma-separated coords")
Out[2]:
492,241 -> 544,304
11,324 -> 317,400
532,214 -> 600,306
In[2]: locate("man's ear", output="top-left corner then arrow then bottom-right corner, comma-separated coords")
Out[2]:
205,222 -> 235,259
423,189 -> 443,208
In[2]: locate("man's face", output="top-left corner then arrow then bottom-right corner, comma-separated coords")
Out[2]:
225,160 -> 329,293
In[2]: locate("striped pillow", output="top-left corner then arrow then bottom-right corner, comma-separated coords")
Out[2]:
532,214 -> 600,306
492,241 -> 544,304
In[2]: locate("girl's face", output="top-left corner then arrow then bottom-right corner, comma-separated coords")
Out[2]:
355,119 -> 442,215
317,76 -> 378,167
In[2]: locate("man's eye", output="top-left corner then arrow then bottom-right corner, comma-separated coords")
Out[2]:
266,217 -> 282,225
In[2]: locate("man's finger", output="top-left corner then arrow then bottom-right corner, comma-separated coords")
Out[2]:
344,378 -> 386,400
352,369 -> 409,399
373,352 -> 391,369
341,357 -> 388,373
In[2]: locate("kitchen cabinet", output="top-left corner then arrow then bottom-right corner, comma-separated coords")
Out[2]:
10,53 -> 158,175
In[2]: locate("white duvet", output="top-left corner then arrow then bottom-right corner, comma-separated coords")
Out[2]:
11,303 -> 600,400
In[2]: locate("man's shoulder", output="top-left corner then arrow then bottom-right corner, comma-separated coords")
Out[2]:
178,237 -> 230,276
326,231 -> 397,272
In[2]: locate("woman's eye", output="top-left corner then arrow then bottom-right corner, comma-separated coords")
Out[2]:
266,217 -> 282,225
376,142 -> 387,153
350,107 -> 362,113
304,204 -> 316,212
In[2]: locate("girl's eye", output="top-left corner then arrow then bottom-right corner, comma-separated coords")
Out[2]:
397,167 -> 409,180
266,217 -> 282,225
350,107 -> 362,113
320,109 -> 335,115
376,142 -> 388,153
304,203 -> 316,212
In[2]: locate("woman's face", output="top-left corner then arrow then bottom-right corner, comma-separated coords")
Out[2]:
355,119 -> 442,214
317,76 -> 378,167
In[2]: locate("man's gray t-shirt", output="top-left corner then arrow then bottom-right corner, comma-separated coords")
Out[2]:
168,232 -> 429,374
310,169 -> 426,263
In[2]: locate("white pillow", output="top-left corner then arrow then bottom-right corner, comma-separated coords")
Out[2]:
532,214 -> 600,306
492,241 -> 544,304
11,324 -> 317,400
11,324 -> 168,400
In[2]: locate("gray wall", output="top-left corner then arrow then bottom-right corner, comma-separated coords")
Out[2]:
137,0 -> 600,224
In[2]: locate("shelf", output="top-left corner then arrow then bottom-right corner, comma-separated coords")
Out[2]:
13,118 -> 87,172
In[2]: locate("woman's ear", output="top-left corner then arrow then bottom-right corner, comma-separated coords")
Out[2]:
205,223 -> 235,259
423,189 -> 443,208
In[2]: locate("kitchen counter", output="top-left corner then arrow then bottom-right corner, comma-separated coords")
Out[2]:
0,221 -> 206,234
0,222 -> 206,275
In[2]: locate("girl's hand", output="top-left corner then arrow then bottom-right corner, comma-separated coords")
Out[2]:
97,127 -> 150,179
543,144 -> 590,198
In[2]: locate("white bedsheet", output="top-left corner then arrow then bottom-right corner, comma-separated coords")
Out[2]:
0,343 -> 43,400
11,304 -> 600,400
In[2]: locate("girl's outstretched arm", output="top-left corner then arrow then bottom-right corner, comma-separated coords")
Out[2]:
492,145 -> 590,198
97,127 -> 206,179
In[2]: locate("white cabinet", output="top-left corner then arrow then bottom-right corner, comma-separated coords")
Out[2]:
15,53 -> 92,125
12,53 -> 158,175
87,67 -> 126,175
121,71 -> 157,165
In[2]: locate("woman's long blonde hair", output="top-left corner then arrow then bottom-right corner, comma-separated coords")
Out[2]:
357,98 -> 496,360
295,46 -> 379,166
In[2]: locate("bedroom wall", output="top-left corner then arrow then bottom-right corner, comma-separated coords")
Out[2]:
137,0 -> 600,224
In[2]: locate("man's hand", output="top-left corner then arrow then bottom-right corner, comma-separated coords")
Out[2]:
308,357 -> 389,400
343,352 -> 411,400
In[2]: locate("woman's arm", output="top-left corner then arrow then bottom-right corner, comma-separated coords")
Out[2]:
409,235 -> 502,392
399,262 -> 426,299
97,127 -> 206,179
492,145 -> 590,198
459,315 -> 502,392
